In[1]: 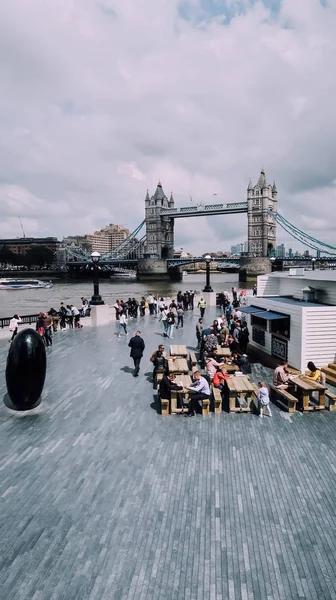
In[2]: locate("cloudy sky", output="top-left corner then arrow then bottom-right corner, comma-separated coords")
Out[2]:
0,0 -> 335,254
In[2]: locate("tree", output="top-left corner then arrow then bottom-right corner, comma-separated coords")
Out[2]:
24,246 -> 54,268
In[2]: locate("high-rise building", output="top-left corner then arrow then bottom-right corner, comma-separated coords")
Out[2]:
276,243 -> 285,258
102,224 -> 130,249
288,248 -> 293,258
247,168 -> 277,257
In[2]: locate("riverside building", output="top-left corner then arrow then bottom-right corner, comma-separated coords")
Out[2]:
244,269 -> 336,371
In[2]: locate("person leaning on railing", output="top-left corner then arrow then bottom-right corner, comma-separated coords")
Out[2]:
8,314 -> 22,344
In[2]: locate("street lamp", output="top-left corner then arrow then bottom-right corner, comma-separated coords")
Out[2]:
90,251 -> 105,305
203,254 -> 213,292
311,257 -> 316,271
270,256 -> 276,272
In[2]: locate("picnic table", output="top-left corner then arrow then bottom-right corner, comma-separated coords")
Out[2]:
221,363 -> 239,374
171,374 -> 192,413
291,376 -> 326,411
170,344 -> 188,357
225,375 -> 257,413
167,357 -> 189,374
215,347 -> 231,358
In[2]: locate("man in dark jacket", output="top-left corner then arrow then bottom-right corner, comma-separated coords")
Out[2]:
128,330 -> 145,377
159,374 -> 183,403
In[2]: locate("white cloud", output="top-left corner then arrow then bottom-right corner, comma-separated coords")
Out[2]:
0,0 -> 335,253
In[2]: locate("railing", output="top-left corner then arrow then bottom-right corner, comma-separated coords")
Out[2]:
160,201 -> 248,215
0,314 -> 39,329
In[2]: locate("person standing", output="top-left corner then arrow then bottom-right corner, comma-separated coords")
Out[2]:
118,312 -> 128,337
257,381 -> 272,418
59,302 -> 67,330
9,314 -> 22,343
48,308 -> 59,332
232,287 -> 237,302
198,297 -> 206,318
44,314 -> 53,347
253,285 -> 257,296
240,321 -> 250,354
196,318 -> 203,349
147,294 -> 154,315
176,306 -> 184,329
128,330 -> 145,377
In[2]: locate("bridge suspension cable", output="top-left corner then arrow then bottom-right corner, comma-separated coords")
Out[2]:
268,210 -> 336,256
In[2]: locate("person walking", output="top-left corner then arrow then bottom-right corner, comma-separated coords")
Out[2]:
257,382 -> 272,418
118,312 -> 128,337
9,314 -> 22,343
128,330 -> 145,377
198,297 -> 206,318
166,309 -> 176,339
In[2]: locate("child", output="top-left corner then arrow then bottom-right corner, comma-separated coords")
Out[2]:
257,381 -> 272,418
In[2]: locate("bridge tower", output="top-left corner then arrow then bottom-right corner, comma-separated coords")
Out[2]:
247,168 -> 277,257
144,182 -> 175,259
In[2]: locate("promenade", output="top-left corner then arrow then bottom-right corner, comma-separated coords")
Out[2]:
0,309 -> 335,600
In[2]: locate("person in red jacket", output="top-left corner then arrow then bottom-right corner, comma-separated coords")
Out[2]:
213,370 -> 231,391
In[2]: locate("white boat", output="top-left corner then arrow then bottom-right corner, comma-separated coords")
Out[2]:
111,271 -> 136,279
0,278 -> 53,290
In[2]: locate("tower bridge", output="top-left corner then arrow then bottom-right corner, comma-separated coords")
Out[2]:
66,167 -> 336,281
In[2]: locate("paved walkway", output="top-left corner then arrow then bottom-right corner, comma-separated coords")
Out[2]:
0,310 -> 335,600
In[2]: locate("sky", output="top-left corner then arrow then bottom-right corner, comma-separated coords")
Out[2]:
0,0 -> 335,255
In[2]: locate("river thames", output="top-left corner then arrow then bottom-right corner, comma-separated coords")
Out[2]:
0,273 -> 253,317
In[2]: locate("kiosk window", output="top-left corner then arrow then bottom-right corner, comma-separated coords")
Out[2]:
270,316 -> 290,339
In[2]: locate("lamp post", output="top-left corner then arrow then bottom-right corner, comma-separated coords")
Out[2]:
311,257 -> 316,271
270,256 -> 276,272
203,254 -> 213,292
90,252 -> 105,305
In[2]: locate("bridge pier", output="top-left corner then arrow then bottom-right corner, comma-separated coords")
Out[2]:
137,258 -> 182,282
239,257 -> 272,282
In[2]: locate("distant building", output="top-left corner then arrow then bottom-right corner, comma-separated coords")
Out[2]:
247,168 -> 277,256
276,244 -> 285,258
230,242 -> 247,256
63,224 -> 131,256
0,237 -> 59,256
288,248 -> 293,258
102,224 -> 130,249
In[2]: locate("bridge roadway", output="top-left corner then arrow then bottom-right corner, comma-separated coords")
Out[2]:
0,309 -> 335,599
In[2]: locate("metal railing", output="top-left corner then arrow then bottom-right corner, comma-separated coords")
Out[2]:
0,314 -> 39,329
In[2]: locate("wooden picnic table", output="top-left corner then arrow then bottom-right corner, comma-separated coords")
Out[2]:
221,363 -> 239,374
170,344 -> 188,357
291,376 -> 326,411
167,357 -> 189,374
225,375 -> 257,413
171,374 -> 192,413
215,347 -> 231,358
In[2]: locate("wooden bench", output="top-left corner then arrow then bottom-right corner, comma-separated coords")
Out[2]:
321,367 -> 336,387
211,386 -> 222,413
327,363 -> 336,372
325,389 -> 336,411
270,384 -> 298,413
189,351 -> 198,369
202,398 -> 210,416
161,398 -> 170,416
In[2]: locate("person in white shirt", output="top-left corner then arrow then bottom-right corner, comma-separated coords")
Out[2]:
235,309 -> 242,320
9,314 -> 22,343
185,371 -> 210,417
147,294 -> 154,315
118,312 -> 128,338
71,306 -> 81,328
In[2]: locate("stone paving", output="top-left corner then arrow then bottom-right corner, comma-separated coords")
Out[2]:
0,309 -> 335,600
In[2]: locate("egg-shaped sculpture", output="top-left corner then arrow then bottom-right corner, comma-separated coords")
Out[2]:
5,329 -> 46,411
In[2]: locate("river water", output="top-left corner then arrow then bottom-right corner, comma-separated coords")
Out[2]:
0,273 -> 254,317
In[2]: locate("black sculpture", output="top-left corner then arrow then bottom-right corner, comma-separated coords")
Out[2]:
5,329 -> 46,411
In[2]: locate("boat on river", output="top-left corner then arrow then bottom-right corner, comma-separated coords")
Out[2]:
0,278 -> 53,290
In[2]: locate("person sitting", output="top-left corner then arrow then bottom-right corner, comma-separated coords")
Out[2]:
234,353 -> 251,375
159,373 -> 183,408
213,369 -> 230,391
205,354 -> 225,380
273,362 -> 291,388
150,345 -> 167,387
305,361 -> 322,382
185,371 -> 210,417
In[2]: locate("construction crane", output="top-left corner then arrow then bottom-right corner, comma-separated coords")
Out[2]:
19,216 -> 26,238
